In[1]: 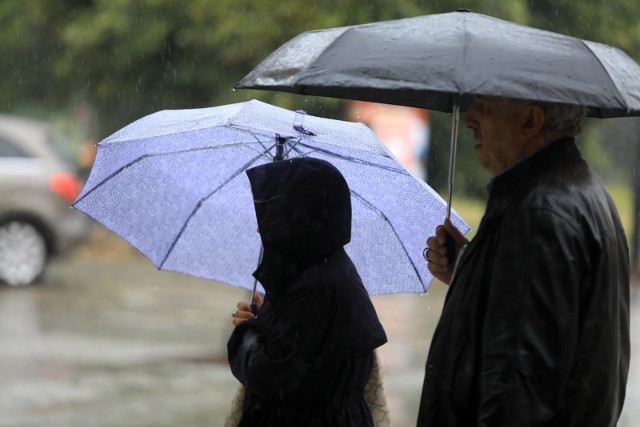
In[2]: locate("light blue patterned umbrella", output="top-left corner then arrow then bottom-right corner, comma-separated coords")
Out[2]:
73,99 -> 468,295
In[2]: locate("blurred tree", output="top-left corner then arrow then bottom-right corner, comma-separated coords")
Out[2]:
527,0 -> 640,54
13,0 -> 432,135
1,0 -> 639,208
0,1 -> 69,113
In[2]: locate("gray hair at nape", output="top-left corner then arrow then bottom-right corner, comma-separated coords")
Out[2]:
509,98 -> 587,137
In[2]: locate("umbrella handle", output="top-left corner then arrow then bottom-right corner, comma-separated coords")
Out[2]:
250,244 -> 264,315
250,277 -> 259,315
444,234 -> 456,265
447,99 -> 460,220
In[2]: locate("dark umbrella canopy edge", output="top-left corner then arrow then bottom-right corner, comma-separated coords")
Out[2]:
237,11 -> 640,118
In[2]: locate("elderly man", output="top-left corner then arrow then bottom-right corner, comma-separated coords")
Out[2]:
419,96 -> 630,426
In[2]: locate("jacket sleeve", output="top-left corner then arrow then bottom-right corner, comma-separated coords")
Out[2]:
227,282 -> 333,399
478,208 -> 589,426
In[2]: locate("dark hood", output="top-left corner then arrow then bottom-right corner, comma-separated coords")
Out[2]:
246,158 -> 352,296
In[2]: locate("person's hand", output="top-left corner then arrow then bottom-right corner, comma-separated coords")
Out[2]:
231,291 -> 264,327
424,218 -> 468,285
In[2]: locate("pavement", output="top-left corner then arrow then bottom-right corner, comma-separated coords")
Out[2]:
0,229 -> 638,426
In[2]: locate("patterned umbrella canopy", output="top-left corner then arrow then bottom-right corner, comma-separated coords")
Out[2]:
74,99 -> 468,295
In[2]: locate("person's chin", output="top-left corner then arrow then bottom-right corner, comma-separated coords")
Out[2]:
477,157 -> 490,172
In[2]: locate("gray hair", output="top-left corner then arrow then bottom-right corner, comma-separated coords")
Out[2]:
510,99 -> 587,137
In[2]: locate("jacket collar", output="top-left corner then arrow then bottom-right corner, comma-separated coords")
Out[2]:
449,137 -> 582,292
484,137 -> 580,219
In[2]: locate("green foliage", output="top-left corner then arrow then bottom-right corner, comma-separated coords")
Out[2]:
0,1 -> 64,113
1,0 -> 434,135
526,0 -> 640,55
1,0 -> 639,196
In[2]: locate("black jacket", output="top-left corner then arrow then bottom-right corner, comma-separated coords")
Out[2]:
228,158 -> 387,427
418,138 -> 630,426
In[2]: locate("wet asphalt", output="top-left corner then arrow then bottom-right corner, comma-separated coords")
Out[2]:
0,229 -> 638,426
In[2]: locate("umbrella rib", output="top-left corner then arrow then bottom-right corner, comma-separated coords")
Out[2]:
350,188 -> 427,293
73,139 -> 274,205
158,150 -> 269,269
295,141 -> 408,175
99,122 -> 276,146
580,40 -> 627,116
228,125 -> 276,154
240,131 -> 304,160
286,143 -> 426,291
287,144 -> 317,157
249,130 -> 273,154
282,136 -> 306,158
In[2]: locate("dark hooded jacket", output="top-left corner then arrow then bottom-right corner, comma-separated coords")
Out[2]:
418,138 -> 630,426
228,158 -> 387,427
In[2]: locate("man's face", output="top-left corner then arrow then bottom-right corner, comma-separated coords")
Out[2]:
463,96 -> 526,176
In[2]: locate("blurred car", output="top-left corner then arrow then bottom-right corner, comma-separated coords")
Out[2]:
0,114 -> 92,286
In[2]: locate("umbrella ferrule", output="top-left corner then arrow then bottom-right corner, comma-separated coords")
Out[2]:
293,109 -> 316,136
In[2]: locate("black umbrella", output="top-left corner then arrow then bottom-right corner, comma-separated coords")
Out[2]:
236,9 -> 640,216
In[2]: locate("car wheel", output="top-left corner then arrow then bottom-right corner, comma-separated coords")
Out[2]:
0,221 -> 48,286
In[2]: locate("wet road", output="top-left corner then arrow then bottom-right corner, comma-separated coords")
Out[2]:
1,230 -> 638,426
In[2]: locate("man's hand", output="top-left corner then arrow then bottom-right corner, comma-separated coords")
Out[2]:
231,291 -> 264,327
425,219 -> 468,285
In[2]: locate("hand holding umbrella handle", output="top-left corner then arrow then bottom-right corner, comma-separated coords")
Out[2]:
444,234 -> 457,265
249,291 -> 264,316
423,231 -> 457,265
232,292 -> 264,326
423,219 -> 468,284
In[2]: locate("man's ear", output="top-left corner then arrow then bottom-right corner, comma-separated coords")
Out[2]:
520,104 -> 546,138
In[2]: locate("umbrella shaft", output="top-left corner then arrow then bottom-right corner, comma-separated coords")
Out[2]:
447,101 -> 460,219
275,135 -> 286,161
250,244 -> 264,314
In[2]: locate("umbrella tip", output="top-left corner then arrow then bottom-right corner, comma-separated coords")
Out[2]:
456,8 -> 472,12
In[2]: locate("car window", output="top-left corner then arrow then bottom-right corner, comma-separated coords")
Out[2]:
0,136 -> 32,158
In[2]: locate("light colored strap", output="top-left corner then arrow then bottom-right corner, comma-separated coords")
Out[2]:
223,384 -> 245,427
365,349 -> 391,427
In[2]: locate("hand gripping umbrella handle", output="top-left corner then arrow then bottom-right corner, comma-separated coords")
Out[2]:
444,234 -> 456,265
423,232 -> 457,266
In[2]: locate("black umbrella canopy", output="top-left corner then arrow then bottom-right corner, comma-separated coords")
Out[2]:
237,10 -> 640,118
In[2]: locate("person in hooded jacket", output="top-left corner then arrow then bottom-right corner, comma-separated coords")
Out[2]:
227,157 -> 387,427
420,96 -> 630,426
